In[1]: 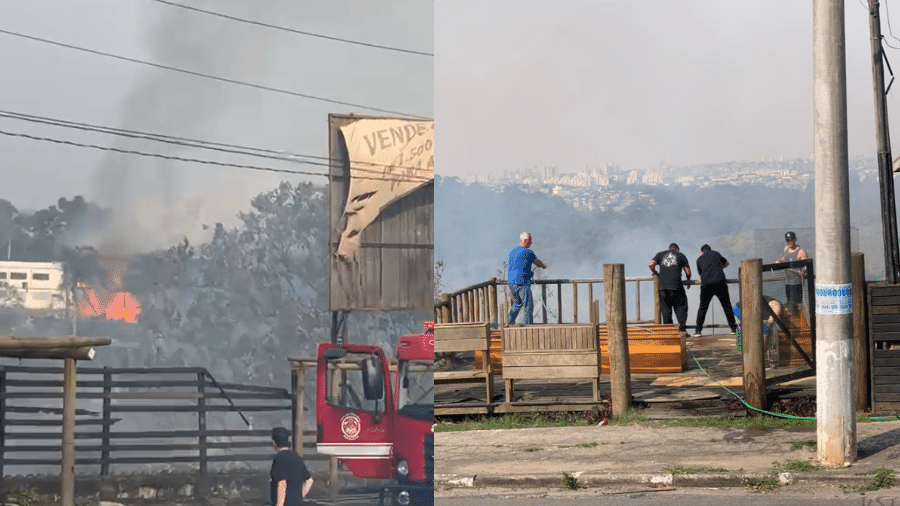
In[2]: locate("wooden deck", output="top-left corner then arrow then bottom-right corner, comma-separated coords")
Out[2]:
436,331 -> 816,417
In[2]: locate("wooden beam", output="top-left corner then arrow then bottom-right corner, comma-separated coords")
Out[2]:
0,347 -> 96,360
0,336 -> 111,350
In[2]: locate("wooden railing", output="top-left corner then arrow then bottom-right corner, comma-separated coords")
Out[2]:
0,365 -> 326,477
435,276 -> 662,326
435,276 -> 742,329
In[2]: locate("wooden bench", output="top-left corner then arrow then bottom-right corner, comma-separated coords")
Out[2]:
434,322 -> 494,403
501,324 -> 601,402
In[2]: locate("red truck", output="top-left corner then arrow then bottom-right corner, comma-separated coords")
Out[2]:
316,321 -> 434,506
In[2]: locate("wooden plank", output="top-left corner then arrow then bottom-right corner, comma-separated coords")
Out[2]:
873,323 -> 900,333
435,338 -> 488,353
872,305 -> 900,315
502,365 -> 600,380
870,285 -> 900,297
502,353 -> 601,367
874,384 -> 900,394
871,296 -> 900,306
434,323 -> 490,341
872,314 -> 900,323
873,375 -> 900,385
434,371 -> 487,383
873,349 -> 900,357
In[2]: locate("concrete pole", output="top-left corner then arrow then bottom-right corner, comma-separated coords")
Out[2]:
740,259 -> 766,414
852,253 -> 869,412
61,357 -> 76,506
604,263 -> 632,416
813,0 -> 857,466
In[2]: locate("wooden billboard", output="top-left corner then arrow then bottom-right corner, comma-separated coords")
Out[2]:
328,114 -> 434,311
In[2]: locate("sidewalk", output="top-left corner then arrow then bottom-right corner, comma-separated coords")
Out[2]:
435,420 -> 900,491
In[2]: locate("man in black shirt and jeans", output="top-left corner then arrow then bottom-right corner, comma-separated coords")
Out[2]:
649,243 -> 692,337
694,244 -> 738,337
270,427 -> 313,506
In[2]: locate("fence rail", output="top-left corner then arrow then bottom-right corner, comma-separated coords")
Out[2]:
0,365 -> 317,477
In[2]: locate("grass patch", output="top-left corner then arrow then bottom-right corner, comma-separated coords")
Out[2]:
523,447 -> 542,452
435,408 -> 610,432
561,472 -> 578,490
790,440 -> 816,451
777,459 -> 821,472
841,467 -> 897,493
611,408 -> 649,425
749,460 -> 821,492
558,442 -> 598,449
654,415 -> 815,429
663,465 -> 728,475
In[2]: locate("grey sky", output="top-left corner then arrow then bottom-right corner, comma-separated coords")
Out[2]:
436,0 -> 898,178
0,0 -> 432,251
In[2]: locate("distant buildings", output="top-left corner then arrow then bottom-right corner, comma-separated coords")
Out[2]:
0,261 -> 66,310
461,156 -> 868,213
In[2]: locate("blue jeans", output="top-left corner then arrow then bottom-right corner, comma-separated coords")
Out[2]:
508,284 -> 533,325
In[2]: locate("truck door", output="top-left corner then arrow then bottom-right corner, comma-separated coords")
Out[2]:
316,343 -> 393,479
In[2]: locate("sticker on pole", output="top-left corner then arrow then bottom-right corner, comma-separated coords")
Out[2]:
814,283 -> 852,315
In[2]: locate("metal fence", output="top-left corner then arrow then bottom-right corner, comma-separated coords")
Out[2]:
0,365 -> 324,477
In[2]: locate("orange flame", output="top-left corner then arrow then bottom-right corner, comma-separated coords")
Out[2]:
76,257 -> 141,323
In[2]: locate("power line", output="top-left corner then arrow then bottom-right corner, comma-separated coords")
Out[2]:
0,128 -> 433,183
148,0 -> 433,57
0,28 -> 432,120
0,109 -> 433,178
883,0 -> 900,46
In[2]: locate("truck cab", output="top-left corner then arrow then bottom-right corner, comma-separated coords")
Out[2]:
316,322 -> 434,505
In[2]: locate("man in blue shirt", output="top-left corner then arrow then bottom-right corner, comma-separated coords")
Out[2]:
507,232 -> 547,325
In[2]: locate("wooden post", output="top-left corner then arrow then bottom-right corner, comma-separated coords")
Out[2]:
489,278 -> 498,325
0,369 -> 6,483
100,367 -> 112,475
474,289 -> 481,321
588,283 -> 594,323
604,264 -> 632,416
573,283 -> 579,323
635,279 -> 641,322
653,275 -> 661,324
441,294 -> 451,323
61,357 -> 76,506
292,366 -> 306,456
740,259 -> 766,415
541,284 -> 548,323
556,283 -> 562,324
593,300 -> 600,325
852,253 -> 869,412
330,456 -> 339,498
198,372 -> 208,475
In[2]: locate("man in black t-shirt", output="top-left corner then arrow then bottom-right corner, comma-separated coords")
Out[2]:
694,244 -> 738,337
649,243 -> 692,336
270,427 -> 313,506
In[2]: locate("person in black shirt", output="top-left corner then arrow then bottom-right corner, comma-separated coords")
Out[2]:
649,243 -> 692,336
270,427 -> 313,506
694,244 -> 738,337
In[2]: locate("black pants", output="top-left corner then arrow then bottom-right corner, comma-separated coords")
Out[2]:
659,289 -> 688,332
696,282 -> 737,333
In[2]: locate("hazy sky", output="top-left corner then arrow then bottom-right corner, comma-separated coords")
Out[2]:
436,0 -> 900,178
0,0 -> 432,250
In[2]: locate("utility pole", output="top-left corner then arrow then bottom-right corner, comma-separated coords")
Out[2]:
869,0 -> 900,283
813,0 -> 857,466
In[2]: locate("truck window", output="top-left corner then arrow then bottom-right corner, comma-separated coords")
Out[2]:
324,352 -> 385,413
398,360 -> 434,409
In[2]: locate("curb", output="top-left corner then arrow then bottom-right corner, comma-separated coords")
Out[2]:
436,471 -> 880,490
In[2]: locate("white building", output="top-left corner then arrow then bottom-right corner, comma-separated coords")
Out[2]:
0,261 -> 67,310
